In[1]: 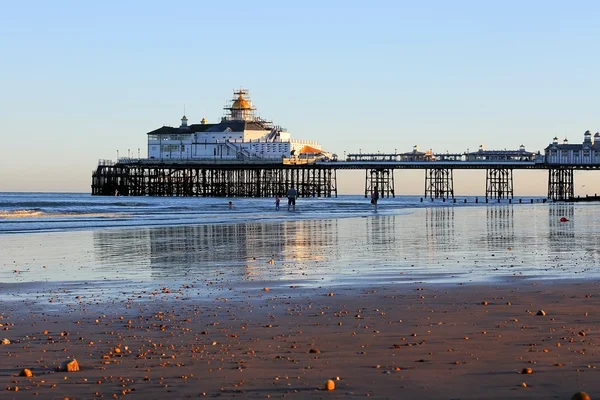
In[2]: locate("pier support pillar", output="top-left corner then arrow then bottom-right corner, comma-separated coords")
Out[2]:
424,168 -> 454,199
548,168 -> 574,201
485,168 -> 513,200
365,169 -> 395,198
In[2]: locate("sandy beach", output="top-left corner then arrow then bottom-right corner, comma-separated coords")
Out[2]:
2,198 -> 600,399
1,278 -> 599,399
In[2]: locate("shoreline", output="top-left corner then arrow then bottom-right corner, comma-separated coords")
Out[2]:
1,278 -> 598,399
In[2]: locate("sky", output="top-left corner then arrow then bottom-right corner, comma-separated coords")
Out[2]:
1,0 -> 599,195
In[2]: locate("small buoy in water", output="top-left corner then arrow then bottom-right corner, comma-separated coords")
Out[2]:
560,217 -> 569,222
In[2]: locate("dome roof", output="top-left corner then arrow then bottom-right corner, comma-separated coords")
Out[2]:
231,93 -> 251,109
201,117 -> 207,124
595,132 -> 600,137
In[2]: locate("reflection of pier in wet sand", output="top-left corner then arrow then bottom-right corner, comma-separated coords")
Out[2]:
93,220 -> 338,280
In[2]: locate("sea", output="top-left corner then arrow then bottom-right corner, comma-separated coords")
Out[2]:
1,192 -> 600,304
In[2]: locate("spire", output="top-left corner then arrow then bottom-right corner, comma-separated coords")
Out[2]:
180,106 -> 188,128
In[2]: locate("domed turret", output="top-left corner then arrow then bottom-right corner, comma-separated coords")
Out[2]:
553,136 -> 559,145
231,93 -> 251,110
180,115 -> 188,129
201,117 -> 207,124
563,138 -> 569,145
584,130 -> 592,143
224,88 -> 256,121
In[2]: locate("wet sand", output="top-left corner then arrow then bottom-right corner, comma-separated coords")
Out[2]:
1,278 -> 599,399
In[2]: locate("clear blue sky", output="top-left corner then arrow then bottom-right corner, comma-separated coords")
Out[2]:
1,1 -> 599,194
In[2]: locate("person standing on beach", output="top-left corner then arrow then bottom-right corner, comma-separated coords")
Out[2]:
287,187 -> 297,211
275,196 -> 280,210
371,186 -> 380,210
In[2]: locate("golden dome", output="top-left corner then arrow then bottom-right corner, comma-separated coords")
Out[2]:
231,93 -> 251,109
201,117 -> 207,124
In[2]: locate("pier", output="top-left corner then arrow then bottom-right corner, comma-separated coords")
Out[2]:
91,154 -> 598,201
90,90 -> 600,201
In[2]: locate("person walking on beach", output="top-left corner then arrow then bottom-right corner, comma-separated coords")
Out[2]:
275,196 -> 281,210
371,186 -> 380,210
287,186 -> 297,211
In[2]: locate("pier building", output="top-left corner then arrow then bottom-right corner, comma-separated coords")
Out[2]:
146,89 -> 329,162
545,130 -> 600,165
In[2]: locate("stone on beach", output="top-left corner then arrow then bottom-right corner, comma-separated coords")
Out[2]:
520,367 -> 533,374
571,392 -> 591,400
1,338 -> 10,345
536,310 -> 546,316
18,368 -> 33,377
324,379 -> 335,391
59,359 -> 80,372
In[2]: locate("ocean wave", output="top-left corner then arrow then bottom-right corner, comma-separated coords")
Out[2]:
0,209 -> 128,219
0,209 -> 44,218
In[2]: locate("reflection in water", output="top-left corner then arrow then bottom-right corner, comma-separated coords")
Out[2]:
93,220 -> 338,279
548,204 -> 575,244
9,203 -> 600,297
367,215 -> 397,249
486,206 -> 514,248
425,207 -> 455,245
86,204 -> 600,286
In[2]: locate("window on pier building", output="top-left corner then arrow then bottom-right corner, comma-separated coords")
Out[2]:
584,150 -> 590,157
561,150 -> 568,157
574,151 -> 580,157
551,150 -> 557,156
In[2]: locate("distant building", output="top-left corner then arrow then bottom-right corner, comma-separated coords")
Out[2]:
545,130 -> 600,164
466,144 -> 537,162
146,89 -> 328,161
399,145 -> 434,161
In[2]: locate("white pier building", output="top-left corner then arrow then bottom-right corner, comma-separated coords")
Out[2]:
147,89 -> 329,162
545,130 -> 600,164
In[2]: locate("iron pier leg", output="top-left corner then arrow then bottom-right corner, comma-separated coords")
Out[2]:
485,168 -> 513,200
424,168 -> 454,199
548,168 -> 574,201
366,169 -> 394,198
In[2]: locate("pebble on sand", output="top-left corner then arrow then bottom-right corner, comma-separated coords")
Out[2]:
18,368 -> 33,377
59,359 -> 80,372
536,310 -> 546,316
571,392 -> 591,400
521,368 -> 533,374
324,379 -> 335,391
1,338 -> 10,345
